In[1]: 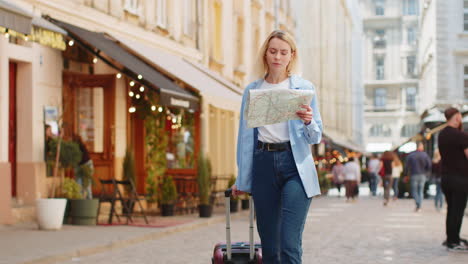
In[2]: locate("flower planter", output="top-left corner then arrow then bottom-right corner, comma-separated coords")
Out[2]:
161,204 -> 175,216
70,199 -> 99,225
36,198 -> 67,230
198,204 -> 213,218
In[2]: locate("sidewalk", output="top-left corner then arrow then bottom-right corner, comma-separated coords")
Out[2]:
0,206 -> 245,264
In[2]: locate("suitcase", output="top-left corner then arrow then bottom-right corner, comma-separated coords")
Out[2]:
212,189 -> 262,264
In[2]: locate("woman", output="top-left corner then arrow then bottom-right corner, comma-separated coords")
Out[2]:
231,30 -> 322,263
343,158 -> 361,202
381,151 -> 394,206
72,134 -> 94,199
391,153 -> 403,200
431,149 -> 444,211
332,160 -> 345,196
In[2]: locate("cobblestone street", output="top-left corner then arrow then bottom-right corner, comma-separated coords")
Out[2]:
54,192 -> 468,264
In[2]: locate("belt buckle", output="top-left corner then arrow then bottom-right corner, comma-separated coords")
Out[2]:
267,143 -> 274,152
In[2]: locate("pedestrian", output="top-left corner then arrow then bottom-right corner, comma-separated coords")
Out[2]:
332,160 -> 345,196
438,107 -> 468,252
431,149 -> 444,212
391,152 -> 403,201
404,142 -> 432,212
72,134 -> 94,199
343,157 -> 361,202
231,30 -> 323,263
367,154 -> 381,196
380,151 -> 394,206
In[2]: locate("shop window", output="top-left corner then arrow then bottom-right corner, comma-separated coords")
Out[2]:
76,87 -> 104,153
165,108 -> 196,169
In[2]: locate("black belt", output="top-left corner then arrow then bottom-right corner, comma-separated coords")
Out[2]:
257,141 -> 291,152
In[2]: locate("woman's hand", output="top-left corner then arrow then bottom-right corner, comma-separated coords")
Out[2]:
231,185 -> 245,198
296,105 -> 313,125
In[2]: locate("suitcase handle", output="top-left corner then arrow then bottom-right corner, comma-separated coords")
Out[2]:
224,188 -> 255,261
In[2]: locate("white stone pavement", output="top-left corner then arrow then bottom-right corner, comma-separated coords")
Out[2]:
48,192 -> 468,264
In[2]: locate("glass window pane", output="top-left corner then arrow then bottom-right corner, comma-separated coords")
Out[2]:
76,87 -> 104,153
165,108 -> 195,169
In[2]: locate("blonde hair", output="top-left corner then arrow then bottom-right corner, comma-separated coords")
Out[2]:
392,153 -> 402,167
250,30 -> 301,80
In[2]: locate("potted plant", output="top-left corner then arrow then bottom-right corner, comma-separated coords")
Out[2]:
160,175 -> 178,216
69,161 -> 99,225
228,176 -> 239,213
197,154 -> 212,217
37,138 -> 82,230
59,177 -> 83,224
122,148 -> 136,215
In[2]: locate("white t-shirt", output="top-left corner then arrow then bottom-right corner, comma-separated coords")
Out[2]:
343,161 -> 361,182
257,78 -> 291,143
392,164 -> 402,178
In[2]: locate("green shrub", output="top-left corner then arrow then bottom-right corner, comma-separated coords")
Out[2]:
197,154 -> 212,205
160,176 -> 178,205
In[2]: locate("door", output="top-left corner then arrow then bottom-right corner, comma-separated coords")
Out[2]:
63,72 -> 116,195
8,62 -> 17,197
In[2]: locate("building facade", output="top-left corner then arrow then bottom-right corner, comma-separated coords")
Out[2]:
293,0 -> 364,152
360,0 -> 421,153
418,0 -> 468,111
0,0 -> 296,224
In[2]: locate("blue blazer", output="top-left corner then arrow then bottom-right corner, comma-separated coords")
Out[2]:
235,75 -> 323,198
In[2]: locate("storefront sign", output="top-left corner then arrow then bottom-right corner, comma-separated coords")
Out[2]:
170,97 -> 190,108
32,27 -> 66,51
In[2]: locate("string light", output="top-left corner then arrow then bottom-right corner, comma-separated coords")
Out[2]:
139,86 -> 145,92
93,57 -> 98,63
128,106 -> 136,113
128,91 -> 134,97
129,81 -> 135,86
151,105 -> 156,111
116,73 -> 122,79
172,117 -> 177,123
135,94 -> 141,99
68,40 -> 74,46
24,35 -> 29,41
158,107 -> 163,112
5,29 -> 9,39
137,74 -> 143,79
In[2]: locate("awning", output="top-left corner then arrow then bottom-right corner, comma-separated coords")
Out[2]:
50,19 -> 199,111
0,0 -> 32,35
114,36 -> 242,112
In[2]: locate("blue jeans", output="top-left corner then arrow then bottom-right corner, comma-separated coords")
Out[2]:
369,172 -> 379,196
410,174 -> 426,209
434,180 -> 444,210
392,177 -> 399,198
252,148 -> 311,264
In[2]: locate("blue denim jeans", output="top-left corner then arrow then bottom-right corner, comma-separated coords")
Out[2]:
434,180 -> 444,210
392,177 -> 399,198
410,174 -> 426,209
252,147 -> 311,264
369,172 -> 379,196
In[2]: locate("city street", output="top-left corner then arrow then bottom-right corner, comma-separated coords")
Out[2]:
54,191 -> 468,264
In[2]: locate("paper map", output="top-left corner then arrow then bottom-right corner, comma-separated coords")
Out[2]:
245,88 -> 314,128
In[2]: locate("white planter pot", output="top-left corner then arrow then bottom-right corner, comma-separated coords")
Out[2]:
36,198 -> 67,230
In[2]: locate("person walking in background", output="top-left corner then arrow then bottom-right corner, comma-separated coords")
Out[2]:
231,30 -> 323,263
391,153 -> 403,201
72,134 -> 94,199
381,151 -> 394,206
343,157 -> 361,202
431,149 -> 444,212
438,107 -> 468,252
404,142 -> 432,212
367,154 -> 380,196
332,160 -> 345,196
